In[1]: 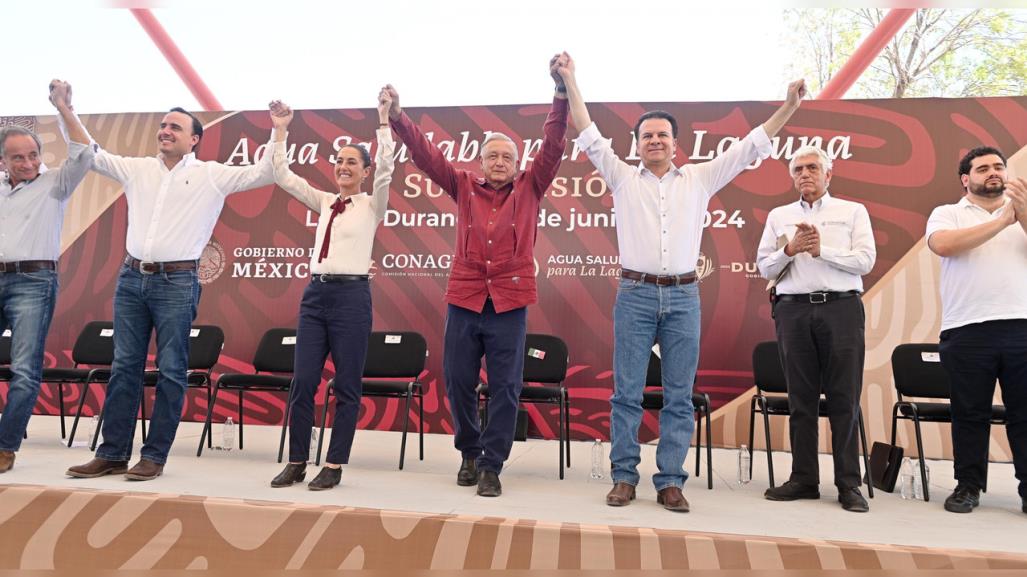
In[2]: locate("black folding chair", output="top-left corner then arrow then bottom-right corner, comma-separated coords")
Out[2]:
197,328 -> 295,461
747,340 -> 873,497
316,331 -> 428,469
91,325 -> 225,450
641,351 -> 713,489
479,333 -> 571,479
890,343 -> 1006,502
61,321 -> 118,446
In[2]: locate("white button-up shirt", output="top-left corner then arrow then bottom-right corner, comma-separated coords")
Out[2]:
574,122 -> 772,275
272,127 -> 396,275
927,196 -> 1027,331
756,191 -> 876,294
0,141 -> 94,261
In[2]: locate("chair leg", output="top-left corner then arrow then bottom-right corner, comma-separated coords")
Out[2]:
890,404 -> 901,446
564,389 -> 571,468
558,396 -> 565,480
278,385 -> 295,464
399,391 -> 411,470
858,410 -> 874,498
761,401 -> 775,487
315,391 -> 330,466
911,412 -> 930,502
139,389 -> 148,443
196,382 -> 220,457
694,409 -> 702,477
705,401 -> 713,490
418,391 -> 424,461
206,383 -> 213,449
90,401 -> 104,451
238,391 -> 244,451
58,382 -> 67,439
67,381 -> 92,448
747,396 -> 758,479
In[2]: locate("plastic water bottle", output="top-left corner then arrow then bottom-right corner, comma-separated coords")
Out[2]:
913,461 -> 930,500
590,439 -> 605,479
737,444 -> 752,484
221,417 -> 235,452
309,428 -> 319,464
900,457 -> 915,499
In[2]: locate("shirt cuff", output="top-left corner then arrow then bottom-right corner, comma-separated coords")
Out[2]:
66,140 -> 89,159
573,122 -> 602,149
748,125 -> 773,159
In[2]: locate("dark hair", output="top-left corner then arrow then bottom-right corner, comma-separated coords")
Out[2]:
338,143 -> 372,168
633,110 -> 678,139
169,107 -> 203,151
958,146 -> 1005,179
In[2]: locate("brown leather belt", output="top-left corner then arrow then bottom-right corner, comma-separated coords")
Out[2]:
621,269 -> 697,286
124,255 -> 198,274
0,260 -> 57,273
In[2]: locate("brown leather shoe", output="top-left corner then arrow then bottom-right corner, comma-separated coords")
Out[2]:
0,450 -> 14,473
124,458 -> 164,481
66,457 -> 129,478
606,482 -> 636,507
657,486 -> 690,512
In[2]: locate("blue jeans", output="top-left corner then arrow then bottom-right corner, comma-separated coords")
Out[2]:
95,265 -> 199,465
443,300 -> 526,474
610,279 -> 699,490
0,269 -> 58,452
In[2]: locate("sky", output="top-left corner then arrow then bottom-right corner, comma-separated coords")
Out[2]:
4,1 -> 799,115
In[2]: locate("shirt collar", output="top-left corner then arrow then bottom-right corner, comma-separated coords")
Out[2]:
636,162 -> 684,178
157,152 -> 198,171
958,194 -> 1009,212
798,190 -> 832,210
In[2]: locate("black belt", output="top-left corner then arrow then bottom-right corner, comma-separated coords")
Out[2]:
124,255 -> 198,274
774,290 -> 861,304
622,269 -> 697,286
314,274 -> 369,283
0,260 -> 57,273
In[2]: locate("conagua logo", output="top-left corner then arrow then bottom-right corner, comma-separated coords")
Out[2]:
696,252 -> 714,281
198,240 -> 226,285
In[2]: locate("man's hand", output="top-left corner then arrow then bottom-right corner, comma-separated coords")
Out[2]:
554,51 -> 574,85
785,223 -> 818,256
550,52 -> 569,88
785,79 -> 807,110
1005,177 -> 1027,222
269,100 -> 293,131
49,79 -> 73,110
383,84 -> 401,120
377,89 -> 392,124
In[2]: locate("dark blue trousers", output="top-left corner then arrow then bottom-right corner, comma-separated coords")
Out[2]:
443,300 -> 526,473
940,319 -> 1027,499
288,279 -> 371,465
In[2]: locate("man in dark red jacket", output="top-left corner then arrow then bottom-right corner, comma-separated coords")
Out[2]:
385,56 -> 568,497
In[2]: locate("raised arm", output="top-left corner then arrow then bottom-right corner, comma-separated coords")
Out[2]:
760,79 -> 806,139
371,90 -> 397,222
51,81 -> 138,184
525,54 -> 569,196
47,79 -> 95,200
207,120 -> 278,195
557,53 -> 635,192
267,100 -> 331,212
384,84 -> 461,200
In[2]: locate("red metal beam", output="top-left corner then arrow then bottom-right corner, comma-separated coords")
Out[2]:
130,9 -> 222,111
817,8 -> 916,100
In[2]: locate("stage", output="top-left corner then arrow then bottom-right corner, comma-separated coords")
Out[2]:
1,415 -> 1025,570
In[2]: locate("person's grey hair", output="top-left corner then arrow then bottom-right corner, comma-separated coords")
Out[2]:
481,132 -> 518,161
0,126 -> 43,158
788,145 -> 832,173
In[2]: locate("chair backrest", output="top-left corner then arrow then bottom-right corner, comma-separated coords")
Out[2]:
891,343 -> 951,399
187,325 -> 225,370
71,321 -> 116,366
752,341 -> 787,394
645,351 -> 662,388
252,328 -> 297,374
363,331 -> 427,379
0,328 -> 10,365
523,333 -> 568,384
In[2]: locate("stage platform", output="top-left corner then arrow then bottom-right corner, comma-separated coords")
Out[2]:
1,415 -> 1025,570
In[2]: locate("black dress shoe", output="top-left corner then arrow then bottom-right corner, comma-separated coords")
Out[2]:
477,470 -> 502,497
764,480 -> 820,501
308,467 -> 342,491
457,458 -> 478,487
838,487 -> 869,512
270,463 -> 307,488
944,484 -> 980,513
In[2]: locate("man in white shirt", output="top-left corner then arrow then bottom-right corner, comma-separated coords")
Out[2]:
557,53 -> 804,511
756,145 -> 876,512
64,93 -> 277,481
0,81 -> 93,473
926,146 -> 1027,515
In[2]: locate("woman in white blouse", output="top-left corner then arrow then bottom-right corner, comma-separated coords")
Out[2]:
268,92 -> 395,490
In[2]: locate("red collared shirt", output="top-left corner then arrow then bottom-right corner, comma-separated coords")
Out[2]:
391,97 -> 568,313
